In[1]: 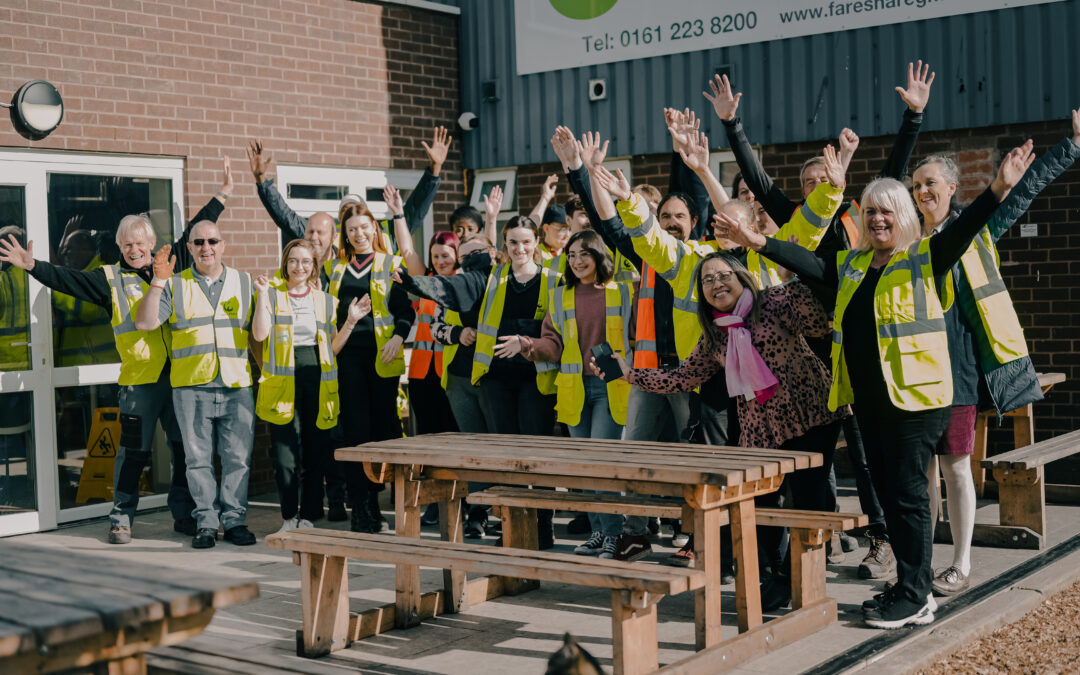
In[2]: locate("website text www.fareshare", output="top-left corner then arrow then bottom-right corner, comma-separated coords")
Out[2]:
780,0 -> 942,23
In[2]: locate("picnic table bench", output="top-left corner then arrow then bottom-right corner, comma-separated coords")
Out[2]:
0,542 -> 258,674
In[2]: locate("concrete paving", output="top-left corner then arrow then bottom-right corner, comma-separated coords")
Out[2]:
7,486 -> 1080,674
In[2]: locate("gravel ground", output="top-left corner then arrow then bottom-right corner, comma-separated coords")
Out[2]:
920,579 -> 1080,674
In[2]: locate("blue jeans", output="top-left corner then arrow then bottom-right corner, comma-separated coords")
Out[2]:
172,386 -> 255,531
622,386 -> 693,536
567,376 -> 624,538
110,370 -> 195,528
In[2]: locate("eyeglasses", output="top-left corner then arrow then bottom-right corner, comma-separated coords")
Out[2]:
286,259 -> 314,268
192,238 -> 222,247
701,271 -> 735,287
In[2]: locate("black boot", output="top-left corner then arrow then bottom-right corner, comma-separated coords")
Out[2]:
538,509 -> 555,550
350,502 -> 374,533
367,492 -> 387,533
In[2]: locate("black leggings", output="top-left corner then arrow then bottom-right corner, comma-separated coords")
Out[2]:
337,349 -> 402,507
409,370 -> 458,435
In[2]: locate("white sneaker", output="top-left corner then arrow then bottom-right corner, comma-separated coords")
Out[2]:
277,517 -> 299,533
296,519 -> 315,529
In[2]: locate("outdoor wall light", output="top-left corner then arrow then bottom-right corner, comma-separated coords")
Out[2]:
2,80 -> 64,140
458,111 -> 479,131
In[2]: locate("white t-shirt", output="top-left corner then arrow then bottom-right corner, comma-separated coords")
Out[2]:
287,291 -> 318,347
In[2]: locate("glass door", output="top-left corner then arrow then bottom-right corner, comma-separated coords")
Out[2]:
0,150 -> 185,535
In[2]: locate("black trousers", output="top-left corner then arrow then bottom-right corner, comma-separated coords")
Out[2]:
409,370 -> 458,435
268,346 -> 331,521
477,375 -> 555,436
854,400 -> 948,605
337,349 -> 402,506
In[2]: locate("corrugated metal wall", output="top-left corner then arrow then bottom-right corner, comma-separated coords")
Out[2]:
458,0 -> 1080,170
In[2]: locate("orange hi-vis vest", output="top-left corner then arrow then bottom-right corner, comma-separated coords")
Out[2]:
408,297 -> 443,379
633,264 -> 659,369
840,201 -> 860,248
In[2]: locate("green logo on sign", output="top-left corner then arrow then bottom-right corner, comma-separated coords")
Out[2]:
549,0 -> 617,21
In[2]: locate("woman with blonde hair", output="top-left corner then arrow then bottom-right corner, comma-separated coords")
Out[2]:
716,140 -> 1034,629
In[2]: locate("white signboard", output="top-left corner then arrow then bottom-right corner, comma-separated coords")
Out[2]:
514,0 -> 1063,76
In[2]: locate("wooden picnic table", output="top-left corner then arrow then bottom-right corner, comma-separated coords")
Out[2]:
337,432 -> 830,661
0,542 -> 259,674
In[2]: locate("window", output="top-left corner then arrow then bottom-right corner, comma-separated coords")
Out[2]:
710,149 -> 760,198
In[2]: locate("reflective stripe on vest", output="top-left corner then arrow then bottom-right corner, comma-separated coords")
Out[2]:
256,281 -> 340,428
957,229 -> 1029,365
471,263 -> 558,393
408,297 -> 444,379
168,266 -> 253,388
103,265 -> 171,386
830,239 -> 951,412
549,281 -> 633,426
325,252 -> 406,378
0,266 -> 30,371
631,261 -> 701,368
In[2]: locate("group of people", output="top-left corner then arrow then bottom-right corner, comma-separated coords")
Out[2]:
3,61 -> 1077,631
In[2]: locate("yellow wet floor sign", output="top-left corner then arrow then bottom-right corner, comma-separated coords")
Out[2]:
75,407 -> 148,504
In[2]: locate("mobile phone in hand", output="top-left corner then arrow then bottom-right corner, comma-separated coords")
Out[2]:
590,342 -> 623,382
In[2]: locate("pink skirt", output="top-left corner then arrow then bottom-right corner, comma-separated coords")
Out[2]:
935,404 -> 978,456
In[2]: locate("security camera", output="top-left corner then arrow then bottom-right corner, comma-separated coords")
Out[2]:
458,112 -> 479,131
588,79 -> 607,102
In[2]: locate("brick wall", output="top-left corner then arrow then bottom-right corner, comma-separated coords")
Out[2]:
1,0 -> 462,496
517,119 -> 1080,475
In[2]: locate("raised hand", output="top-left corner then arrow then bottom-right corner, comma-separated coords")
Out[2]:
822,144 -> 846,189
380,334 -> 404,364
992,140 -> 1036,198
713,211 -> 766,251
540,174 -> 558,202
220,155 -> 234,197
383,183 -> 404,215
594,166 -> 632,202
895,60 -> 935,113
1071,108 -> 1080,147
579,131 -> 610,172
675,129 -> 711,174
152,245 -> 175,280
422,126 -> 452,174
493,335 -> 522,358
551,125 -> 582,170
703,73 -> 742,121
253,273 -> 269,293
347,295 -> 371,323
838,128 -> 860,168
482,184 -> 504,222
0,235 -> 35,271
246,140 -> 275,183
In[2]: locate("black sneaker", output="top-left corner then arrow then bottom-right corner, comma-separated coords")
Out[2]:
863,595 -> 934,629
351,506 -> 375,533
223,525 -> 256,546
613,534 -> 651,562
574,531 -> 605,556
646,517 -> 660,536
327,503 -> 348,522
464,517 -> 487,539
192,527 -> 217,549
761,574 -> 792,612
367,494 -> 387,533
173,517 -> 197,537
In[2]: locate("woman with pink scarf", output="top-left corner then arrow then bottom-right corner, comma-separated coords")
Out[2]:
593,251 -> 848,610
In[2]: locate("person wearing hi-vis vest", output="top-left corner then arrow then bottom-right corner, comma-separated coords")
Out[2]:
252,239 -> 371,535
325,200 -> 416,534
715,139 -> 1034,629
500,229 -> 634,559
393,215 -> 559,546
709,63 -> 936,578
0,173 -> 231,545
910,109 -> 1080,597
135,219 -> 257,550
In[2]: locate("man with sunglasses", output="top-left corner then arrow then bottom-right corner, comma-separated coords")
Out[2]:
0,159 -> 233,545
136,218 -> 258,549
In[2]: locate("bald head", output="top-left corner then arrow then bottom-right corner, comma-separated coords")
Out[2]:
187,220 -> 225,277
305,212 -> 336,262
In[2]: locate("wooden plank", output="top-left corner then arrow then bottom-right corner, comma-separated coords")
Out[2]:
0,618 -> 36,658
147,645 -> 301,674
971,410 -> 992,498
789,529 -> 827,610
104,654 -> 146,675
394,468 -> 423,629
426,467 -> 688,498
659,599 -> 838,674
936,520 -> 1042,549
754,510 -> 867,532
981,430 -> 1080,469
498,505 -> 541,595
729,500 -> 762,634
0,568 -> 166,632
468,487 -> 685,519
298,553 -> 349,657
692,506 -> 724,651
0,593 -> 104,647
439,492 -> 467,614
995,466 -> 1046,539
266,530 -> 704,595
612,590 -> 660,675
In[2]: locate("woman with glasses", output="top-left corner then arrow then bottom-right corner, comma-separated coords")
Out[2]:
252,239 -> 370,534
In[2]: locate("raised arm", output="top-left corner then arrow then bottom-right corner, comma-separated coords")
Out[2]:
986,109 -> 1080,241
481,185 -> 503,248
674,127 -> 730,214
588,155 -> 643,268
769,143 -> 848,251
716,211 -> 835,290
173,156 -> 231,270
706,74 -> 797,224
385,184 -> 425,276
529,174 -> 559,226
251,274 -> 272,343
401,127 -> 450,235
552,126 -> 606,230
880,60 -> 934,180
134,246 -> 175,331
2,236 -> 112,309
248,141 -> 307,242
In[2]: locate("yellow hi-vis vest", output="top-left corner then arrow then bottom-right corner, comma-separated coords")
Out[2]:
746,183 -> 843,289
255,280 -> 340,428
830,238 -> 952,412
437,307 -> 463,391
168,266 -> 253,388
541,247 -> 639,289
325,253 -> 406,378
957,229 -> 1028,364
548,281 -> 633,426
102,265 -> 170,386
0,266 -> 30,371
472,263 -> 558,393
54,256 -> 119,367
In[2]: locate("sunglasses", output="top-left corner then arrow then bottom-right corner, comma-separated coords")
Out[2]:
192,238 -> 222,247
